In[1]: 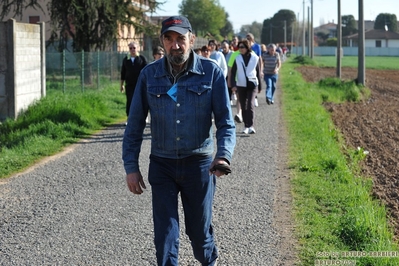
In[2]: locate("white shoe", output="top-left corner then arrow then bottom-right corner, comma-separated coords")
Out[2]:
242,127 -> 249,134
254,98 -> 258,107
248,126 -> 256,134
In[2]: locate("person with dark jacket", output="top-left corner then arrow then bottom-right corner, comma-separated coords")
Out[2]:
120,42 -> 148,119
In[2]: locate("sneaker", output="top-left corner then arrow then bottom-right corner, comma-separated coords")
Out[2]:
242,127 -> 249,134
271,100 -> 274,104
248,126 -> 256,134
234,114 -> 243,123
254,98 -> 259,107
266,98 -> 271,105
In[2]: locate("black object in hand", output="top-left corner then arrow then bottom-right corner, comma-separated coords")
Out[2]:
211,164 -> 231,175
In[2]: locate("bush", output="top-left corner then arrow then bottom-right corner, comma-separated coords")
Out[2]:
291,55 -> 316,65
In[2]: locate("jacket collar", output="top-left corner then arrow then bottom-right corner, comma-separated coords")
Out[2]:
154,49 -> 204,78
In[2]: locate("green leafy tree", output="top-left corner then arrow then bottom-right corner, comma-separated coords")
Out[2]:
374,13 -> 398,32
48,0 -> 160,52
239,22 -> 262,42
341,15 -> 357,36
1,0 -> 161,84
326,37 -> 337,46
1,0 -> 161,52
261,9 -> 296,45
179,0 -> 226,38
219,12 -> 234,40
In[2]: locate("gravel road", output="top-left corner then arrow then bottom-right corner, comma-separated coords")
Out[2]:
0,89 -> 297,265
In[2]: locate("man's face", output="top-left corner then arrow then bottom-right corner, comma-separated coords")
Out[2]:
161,31 -> 195,65
208,42 -> 216,52
232,37 -> 238,44
221,43 -> 229,54
129,44 -> 138,56
246,35 -> 253,44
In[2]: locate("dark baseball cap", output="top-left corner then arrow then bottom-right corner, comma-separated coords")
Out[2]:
161,16 -> 192,35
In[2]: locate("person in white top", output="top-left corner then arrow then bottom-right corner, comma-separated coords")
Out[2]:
229,39 -> 261,134
208,40 -> 228,78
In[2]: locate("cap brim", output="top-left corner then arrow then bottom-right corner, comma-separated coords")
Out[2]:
161,26 -> 190,35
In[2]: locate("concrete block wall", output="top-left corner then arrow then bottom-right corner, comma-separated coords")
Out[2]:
0,19 -> 45,121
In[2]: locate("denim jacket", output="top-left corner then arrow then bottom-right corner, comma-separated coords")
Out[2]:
122,50 -> 236,174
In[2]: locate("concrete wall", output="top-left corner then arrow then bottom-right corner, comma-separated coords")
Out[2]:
0,19 -> 45,121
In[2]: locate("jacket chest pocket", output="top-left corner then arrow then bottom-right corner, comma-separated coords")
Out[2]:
186,83 -> 212,108
147,86 -> 172,109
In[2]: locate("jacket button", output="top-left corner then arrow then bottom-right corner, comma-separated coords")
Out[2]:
176,120 -> 180,124
157,94 -> 161,97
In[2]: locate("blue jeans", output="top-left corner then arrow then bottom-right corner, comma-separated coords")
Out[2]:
264,74 -> 278,101
148,154 -> 218,266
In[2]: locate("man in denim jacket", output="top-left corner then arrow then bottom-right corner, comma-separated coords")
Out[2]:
122,16 -> 236,266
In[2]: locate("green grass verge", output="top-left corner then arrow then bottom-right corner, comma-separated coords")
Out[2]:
313,56 -> 399,70
281,59 -> 399,265
0,81 -> 126,178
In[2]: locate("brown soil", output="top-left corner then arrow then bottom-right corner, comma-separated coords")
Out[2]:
297,66 -> 399,239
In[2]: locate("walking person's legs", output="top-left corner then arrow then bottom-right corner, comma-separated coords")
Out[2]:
264,75 -> 273,104
270,74 -> 279,103
179,155 -> 218,266
149,155 -> 181,266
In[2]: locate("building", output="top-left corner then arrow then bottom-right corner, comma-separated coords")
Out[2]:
344,29 -> 399,47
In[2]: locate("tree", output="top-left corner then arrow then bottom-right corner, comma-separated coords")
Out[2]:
179,0 -> 226,38
341,15 -> 357,36
219,12 -> 234,40
48,0 -> 161,52
374,13 -> 398,32
239,22 -> 262,42
1,0 -> 161,52
1,0 -> 162,85
0,0 -> 43,19
261,9 -> 296,45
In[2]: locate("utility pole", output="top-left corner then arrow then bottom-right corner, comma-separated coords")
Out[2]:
310,0 -> 314,58
308,6 -> 311,56
302,0 -> 306,55
358,0 -> 365,85
337,0 -> 342,78
284,20 -> 287,48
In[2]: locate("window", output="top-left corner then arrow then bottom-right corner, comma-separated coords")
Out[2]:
376,40 -> 382,47
29,16 -> 40,24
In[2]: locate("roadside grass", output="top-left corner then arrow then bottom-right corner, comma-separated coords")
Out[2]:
281,57 -> 399,265
313,56 -> 399,70
0,80 -> 126,178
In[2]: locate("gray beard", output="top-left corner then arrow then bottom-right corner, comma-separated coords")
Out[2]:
167,50 -> 190,65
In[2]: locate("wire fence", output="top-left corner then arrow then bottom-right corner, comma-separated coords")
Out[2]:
45,36 -> 210,93
46,50 -> 153,92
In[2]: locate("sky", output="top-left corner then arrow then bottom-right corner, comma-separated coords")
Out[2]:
151,0 -> 398,32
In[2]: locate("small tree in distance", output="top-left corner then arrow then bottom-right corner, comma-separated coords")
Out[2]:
374,13 -> 398,32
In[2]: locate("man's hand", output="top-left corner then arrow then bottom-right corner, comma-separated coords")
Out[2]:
209,159 -> 230,177
126,172 -> 146,195
120,85 -> 125,93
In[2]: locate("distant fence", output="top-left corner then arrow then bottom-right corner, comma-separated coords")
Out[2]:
46,50 -> 154,92
292,46 -> 399,56
45,37 -> 210,93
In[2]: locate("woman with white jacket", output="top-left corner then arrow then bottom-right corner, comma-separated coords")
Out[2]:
230,39 -> 261,134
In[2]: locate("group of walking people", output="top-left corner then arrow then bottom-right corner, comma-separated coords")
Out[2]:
120,15 -> 282,266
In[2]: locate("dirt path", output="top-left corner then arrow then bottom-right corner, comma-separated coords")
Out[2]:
297,66 -> 399,239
